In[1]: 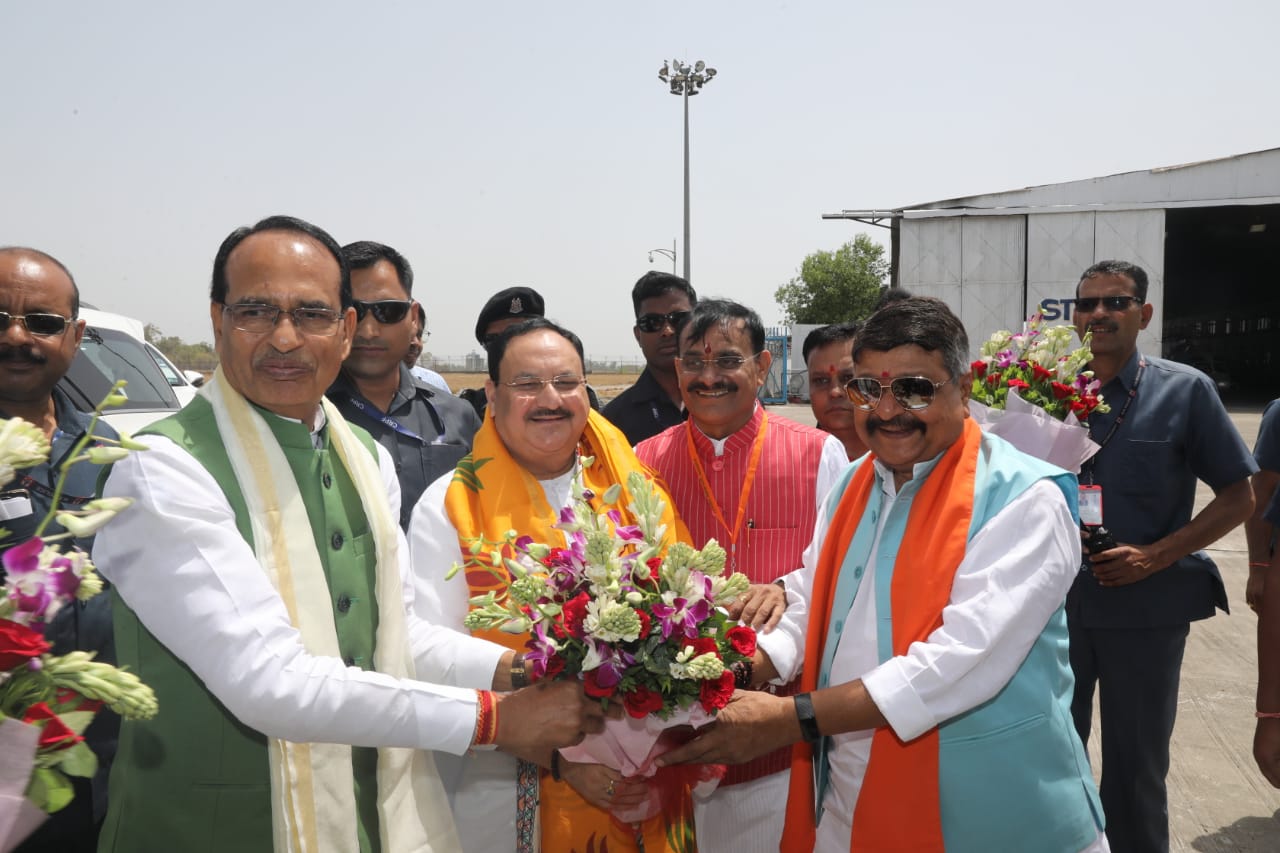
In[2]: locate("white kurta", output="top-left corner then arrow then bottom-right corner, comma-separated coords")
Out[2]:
758,457 -> 1108,853
94,433 -> 507,755
409,467 -> 579,853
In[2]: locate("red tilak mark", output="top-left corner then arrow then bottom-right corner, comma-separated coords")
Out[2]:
827,365 -> 836,375
703,342 -> 712,354
880,370 -> 891,378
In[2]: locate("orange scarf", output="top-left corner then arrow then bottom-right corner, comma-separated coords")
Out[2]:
445,408 -> 694,852
781,418 -> 981,852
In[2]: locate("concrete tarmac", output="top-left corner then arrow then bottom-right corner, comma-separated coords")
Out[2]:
765,403 -> 1280,851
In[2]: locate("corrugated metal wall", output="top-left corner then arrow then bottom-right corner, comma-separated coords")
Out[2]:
899,210 -> 1164,355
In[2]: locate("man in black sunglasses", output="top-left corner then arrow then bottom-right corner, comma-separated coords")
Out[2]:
661,296 -> 1106,852
0,246 -> 121,853
328,241 -> 480,530
1069,259 -> 1255,853
602,271 -> 697,445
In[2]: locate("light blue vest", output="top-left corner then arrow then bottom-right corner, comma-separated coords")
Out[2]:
817,431 -> 1103,852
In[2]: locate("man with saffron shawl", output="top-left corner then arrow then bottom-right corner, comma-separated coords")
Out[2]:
409,317 -> 700,853
661,297 -> 1108,853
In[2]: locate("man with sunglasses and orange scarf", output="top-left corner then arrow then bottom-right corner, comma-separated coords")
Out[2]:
661,297 -> 1108,852
328,241 -> 480,530
409,317 -> 700,853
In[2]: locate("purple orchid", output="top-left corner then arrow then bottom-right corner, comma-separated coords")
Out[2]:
995,349 -> 1016,368
651,593 -> 712,640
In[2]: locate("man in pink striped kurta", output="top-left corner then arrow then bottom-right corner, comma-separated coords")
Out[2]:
636,299 -> 847,853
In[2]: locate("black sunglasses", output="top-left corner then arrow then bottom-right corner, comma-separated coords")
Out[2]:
353,299 -> 413,324
0,311 -> 71,337
845,376 -> 952,411
1074,296 -> 1142,313
636,311 -> 691,333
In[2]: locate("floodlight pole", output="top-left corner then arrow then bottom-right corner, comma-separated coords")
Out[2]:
657,59 -> 716,283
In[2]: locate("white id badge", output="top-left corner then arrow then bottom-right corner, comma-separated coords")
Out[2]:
1078,485 -> 1103,526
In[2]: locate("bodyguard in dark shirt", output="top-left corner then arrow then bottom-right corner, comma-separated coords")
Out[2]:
0,247 -> 120,853
1068,259 -> 1255,853
602,271 -> 695,445
327,242 -> 480,529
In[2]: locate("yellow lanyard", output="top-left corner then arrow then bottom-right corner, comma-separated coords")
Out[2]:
685,412 -> 769,565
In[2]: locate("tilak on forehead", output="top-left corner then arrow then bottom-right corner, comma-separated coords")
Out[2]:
881,370 -> 891,378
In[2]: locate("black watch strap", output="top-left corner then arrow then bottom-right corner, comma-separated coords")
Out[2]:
794,692 -> 821,742
510,653 -> 530,689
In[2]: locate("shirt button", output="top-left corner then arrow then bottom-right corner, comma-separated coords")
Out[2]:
835,619 -> 844,633
337,595 -> 351,613
343,655 -> 356,667
853,566 -> 864,579
711,460 -> 725,472
322,472 -> 333,489
331,532 -> 344,550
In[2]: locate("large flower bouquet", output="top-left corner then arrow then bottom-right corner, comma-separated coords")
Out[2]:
451,464 -> 755,821
968,313 -> 1109,473
0,384 -> 158,851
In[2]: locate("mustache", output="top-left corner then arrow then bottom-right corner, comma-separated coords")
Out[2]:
1084,321 -> 1117,333
0,346 -> 46,364
528,407 -> 572,419
686,381 -> 736,394
253,352 -> 314,370
865,414 -> 925,435
351,337 -> 387,349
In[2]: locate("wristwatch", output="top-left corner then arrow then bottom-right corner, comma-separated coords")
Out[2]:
794,692 -> 822,742
510,653 -> 530,689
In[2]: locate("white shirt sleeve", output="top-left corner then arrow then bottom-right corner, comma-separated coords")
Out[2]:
815,435 -> 850,513
407,471 -> 475,634
755,497 -> 830,683
93,435 -> 490,756
377,448 -> 506,688
860,479 -> 1081,741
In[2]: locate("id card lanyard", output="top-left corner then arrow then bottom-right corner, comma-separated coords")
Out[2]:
1079,357 -> 1146,517
685,413 -> 769,571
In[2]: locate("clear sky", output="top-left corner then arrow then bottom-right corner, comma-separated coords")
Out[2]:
4,1 -> 1277,362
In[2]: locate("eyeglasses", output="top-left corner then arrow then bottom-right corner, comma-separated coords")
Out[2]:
502,374 -> 587,396
0,311 -> 71,337
635,311 -> 691,334
1074,295 -> 1142,313
353,299 -> 413,324
222,303 -> 343,336
845,376 -> 953,411
676,353 -> 762,373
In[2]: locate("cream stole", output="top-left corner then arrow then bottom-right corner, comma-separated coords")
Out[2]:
203,368 -> 458,853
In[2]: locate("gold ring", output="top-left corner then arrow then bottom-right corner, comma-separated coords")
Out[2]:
606,780 -> 615,797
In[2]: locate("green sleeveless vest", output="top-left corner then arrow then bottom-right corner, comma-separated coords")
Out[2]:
99,397 -> 385,853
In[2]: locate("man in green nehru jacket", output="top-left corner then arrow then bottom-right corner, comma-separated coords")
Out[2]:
92,215 -> 603,853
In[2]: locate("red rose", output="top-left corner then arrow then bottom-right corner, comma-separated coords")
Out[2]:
1031,364 -> 1053,382
726,626 -> 756,657
1069,400 -> 1088,414
622,685 -> 665,719
1050,381 -> 1075,400
0,618 -> 50,670
971,360 -> 987,377
583,668 -> 617,699
562,592 -> 590,639
636,610 -> 652,639
542,653 -> 566,681
985,372 -> 1001,386
22,702 -> 83,751
1007,378 -> 1030,390
683,636 -> 719,658
699,670 -> 736,713
645,557 -> 663,583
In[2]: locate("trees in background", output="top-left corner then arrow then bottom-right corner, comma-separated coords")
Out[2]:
774,234 -> 888,324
